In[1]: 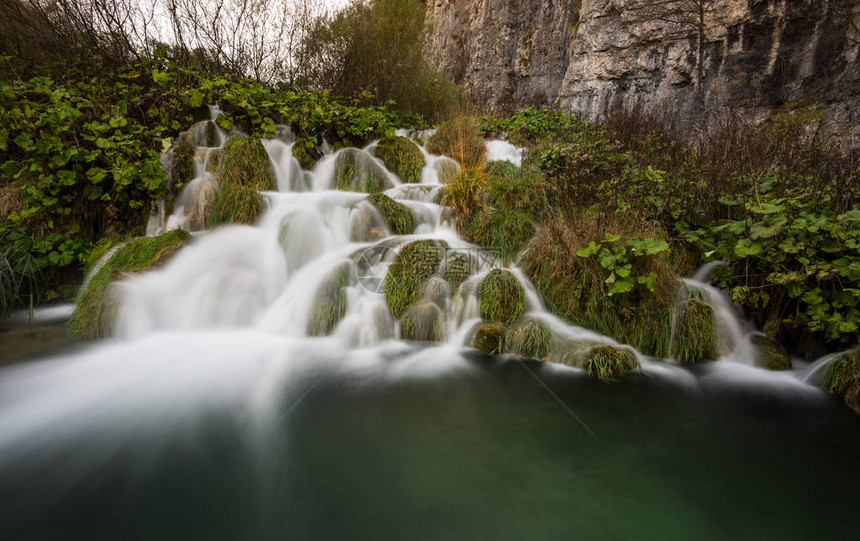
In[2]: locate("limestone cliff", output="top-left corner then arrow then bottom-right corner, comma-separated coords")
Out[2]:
426,0 -> 860,133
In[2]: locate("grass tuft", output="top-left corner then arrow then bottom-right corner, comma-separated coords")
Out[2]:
366,193 -> 416,235
672,298 -> 718,364
383,240 -> 447,318
584,346 -> 638,382
68,230 -> 190,338
823,350 -> 860,413
504,317 -> 552,359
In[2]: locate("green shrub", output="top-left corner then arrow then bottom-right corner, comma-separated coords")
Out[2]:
375,136 -> 425,184
400,299 -> 443,342
479,269 -> 525,323
367,193 -> 416,235
486,160 -> 550,221
426,117 -> 486,167
583,346 -> 638,382
307,262 -> 353,336
672,299 -> 718,364
471,322 -> 505,355
522,217 -> 677,357
333,148 -> 392,193
504,317 -> 552,359
383,240 -> 447,318
823,350 -> 860,413
68,230 -> 190,338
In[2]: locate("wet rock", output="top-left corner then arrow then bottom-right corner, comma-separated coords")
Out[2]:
751,334 -> 792,371
400,299 -> 443,342
333,148 -> 393,193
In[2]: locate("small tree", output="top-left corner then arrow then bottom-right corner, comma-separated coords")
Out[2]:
626,0 -> 720,108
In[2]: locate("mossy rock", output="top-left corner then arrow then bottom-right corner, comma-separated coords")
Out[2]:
471,322 -> 505,355
207,184 -> 263,226
479,269 -> 525,323
333,148 -> 393,193
383,240 -> 447,318
293,138 -> 320,170
823,350 -> 860,414
68,230 -> 190,339
400,299 -> 443,342
185,180 -> 217,230
170,141 -> 196,189
672,299 -> 718,364
375,136 -> 425,184
504,317 -> 552,360
367,193 -> 416,235
207,148 -> 222,173
751,334 -> 792,371
583,346 -> 638,382
444,252 -> 472,296
189,120 -> 219,147
457,207 -> 535,261
425,118 -> 486,166
216,137 -> 275,192
307,262 -> 353,336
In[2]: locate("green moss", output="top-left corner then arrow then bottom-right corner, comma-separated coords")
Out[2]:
584,346 -> 638,382
383,240 -> 447,318
479,269 -> 525,323
672,299 -> 718,364
458,207 -> 535,261
307,262 -> 353,336
171,141 -> 196,189
444,252 -> 471,295
486,160 -> 550,220
375,136 -> 425,184
400,299 -> 443,342
292,138 -> 318,170
68,230 -> 190,338
216,137 -> 275,192
425,117 -> 486,166
823,350 -> 860,413
207,185 -> 263,226
504,317 -> 552,359
751,334 -> 792,371
471,322 -> 505,355
367,193 -> 416,235
333,148 -> 392,193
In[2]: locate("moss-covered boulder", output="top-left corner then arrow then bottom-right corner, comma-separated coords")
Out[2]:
207,185 -> 263,226
823,350 -> 860,414
583,346 -> 638,382
471,322 -> 506,355
460,207 -> 535,261
504,317 -> 552,360
68,230 -> 190,338
444,252 -> 472,296
751,334 -> 792,371
400,299 -> 443,342
479,269 -> 525,323
425,117 -> 486,166
672,299 -> 718,364
375,136 -> 425,184
307,262 -> 353,336
383,240 -> 447,318
171,141 -> 197,189
367,193 -> 416,235
292,138 -> 320,170
333,148 -> 393,193
216,137 -> 275,192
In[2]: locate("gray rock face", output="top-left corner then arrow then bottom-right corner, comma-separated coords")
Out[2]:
426,0 -> 860,135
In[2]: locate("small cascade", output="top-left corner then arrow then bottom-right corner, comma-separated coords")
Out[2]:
680,263 -> 758,364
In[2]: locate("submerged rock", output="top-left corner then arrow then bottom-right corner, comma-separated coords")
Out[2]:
479,269 -> 525,323
504,317 -> 552,360
383,240 -> 448,318
751,334 -> 792,371
823,350 -> 860,414
672,299 -> 718,364
375,136 -> 425,184
400,299 -> 443,342
333,148 -> 393,193
307,262 -> 353,337
471,321 -> 505,355
68,230 -> 191,339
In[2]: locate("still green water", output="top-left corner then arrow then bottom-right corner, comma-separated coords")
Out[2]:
0,339 -> 857,541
